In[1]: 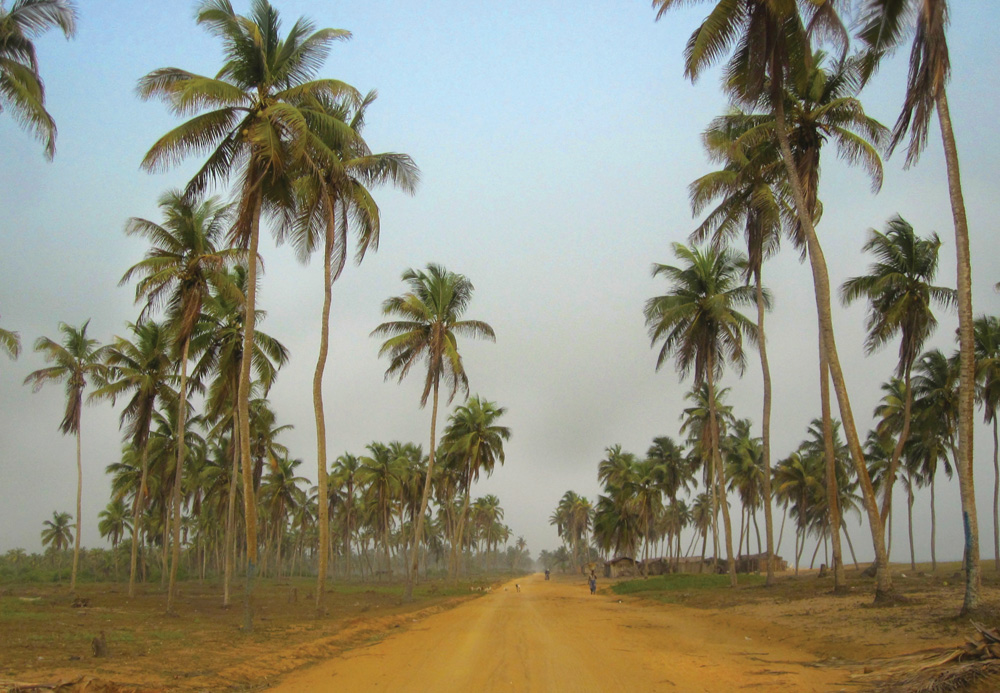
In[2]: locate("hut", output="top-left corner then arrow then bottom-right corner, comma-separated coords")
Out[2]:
603,556 -> 638,578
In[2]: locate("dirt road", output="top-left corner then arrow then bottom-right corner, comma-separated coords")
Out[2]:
268,574 -> 851,692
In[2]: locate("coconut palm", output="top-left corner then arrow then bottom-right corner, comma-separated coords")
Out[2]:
138,0 -> 358,629
190,265 -> 288,605
644,242 -> 759,586
372,263 -> 495,600
975,316 -> 1000,571
89,320 -> 174,597
120,189 -> 233,613
857,0 -> 978,612
330,452 -> 361,579
690,113 -> 788,585
41,510 -> 73,562
98,498 -> 131,581
282,90 -> 419,608
441,396 -> 510,580
259,455 -> 307,578
653,0 -> 899,601
841,215 -> 954,527
0,0 -> 77,158
24,321 -> 107,590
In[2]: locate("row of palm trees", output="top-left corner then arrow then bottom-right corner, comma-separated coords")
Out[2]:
1,0 -> 515,630
649,0 -> 982,612
553,317 -> 1000,580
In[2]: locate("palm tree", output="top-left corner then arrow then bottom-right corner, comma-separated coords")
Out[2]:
441,396 -> 510,580
841,216 -> 954,527
911,348 -> 960,571
138,0 -> 357,630
858,0 -> 978,613
283,90 -> 419,609
372,264 -> 495,600
645,242 -> 759,586
259,455 -> 307,578
98,499 -> 131,581
646,436 -> 692,569
89,321 -> 174,597
359,441 -> 401,578
24,321 -> 107,591
120,189 -> 233,613
690,113 -> 787,585
652,1 -> 899,602
41,510 -> 73,565
0,0 -> 77,158
975,316 -> 1000,571
190,265 -> 288,605
330,452 -> 362,579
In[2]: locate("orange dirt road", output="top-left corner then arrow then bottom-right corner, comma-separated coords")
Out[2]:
268,574 -> 851,692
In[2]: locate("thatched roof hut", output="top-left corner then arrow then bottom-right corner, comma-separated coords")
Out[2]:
603,556 -> 638,578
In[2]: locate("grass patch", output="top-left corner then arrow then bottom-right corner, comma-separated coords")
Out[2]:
612,573 -> 766,598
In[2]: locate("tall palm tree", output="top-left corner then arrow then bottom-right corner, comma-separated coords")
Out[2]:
0,0 -> 77,158
690,113 -> 788,585
24,321 -> 107,591
974,316 -> 1000,571
653,0 -> 898,601
644,242 -> 760,586
858,0 -> 978,612
190,265 -> 288,606
120,189 -> 233,613
138,0 -> 357,629
441,395 -> 510,580
283,90 -> 419,609
372,264 -> 495,600
359,441 -> 401,577
841,216 -> 954,527
89,320 -> 174,597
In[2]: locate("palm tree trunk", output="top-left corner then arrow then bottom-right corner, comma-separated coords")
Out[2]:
930,469 -> 937,572
314,216 -> 334,612
841,521 -> 859,570
907,481 -> 916,572
707,352 -> 737,587
237,188 -> 263,632
167,336 -> 191,614
776,505 -> 787,555
993,419 -> 998,572
772,93 -> 891,601
223,420 -> 239,607
755,270 -> 777,585
935,88 -> 980,614
819,346 -> 845,591
128,442 -> 151,598
71,427 -> 82,592
452,476 -> 474,584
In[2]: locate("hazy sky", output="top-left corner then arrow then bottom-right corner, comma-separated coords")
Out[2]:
2,1 -> 999,567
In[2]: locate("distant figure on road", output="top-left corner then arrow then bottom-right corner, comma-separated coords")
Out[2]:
544,569 -> 550,581
588,574 -> 597,595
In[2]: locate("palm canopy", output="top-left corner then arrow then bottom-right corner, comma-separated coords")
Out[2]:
442,396 -> 510,485
717,52 -> 888,241
283,90 -> 420,274
856,0 -> 950,166
89,320 -> 177,449
644,242 -> 762,383
841,215 -> 954,372
0,0 -> 77,159
120,190 -> 236,348
689,110 -> 791,273
0,314 -> 21,362
653,0 -> 846,102
975,316 -> 1000,425
137,0 -> 360,241
371,263 -> 495,407
23,320 -> 107,435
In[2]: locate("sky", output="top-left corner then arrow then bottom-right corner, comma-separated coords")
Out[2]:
2,0 -> 1000,567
